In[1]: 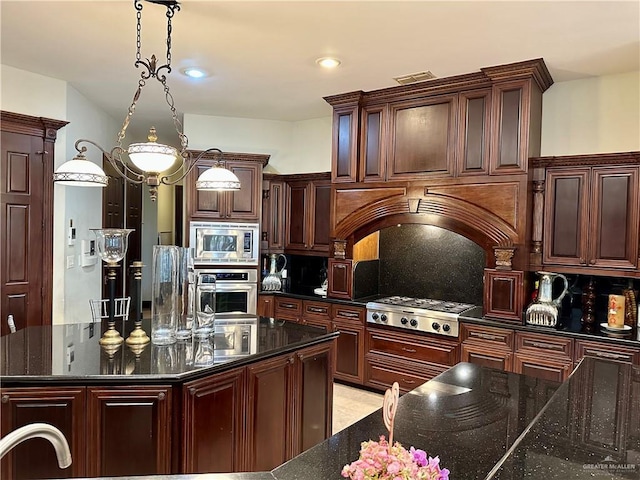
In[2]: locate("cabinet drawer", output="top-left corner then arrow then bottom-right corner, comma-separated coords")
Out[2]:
515,332 -> 573,360
366,329 -> 458,366
274,297 -> 302,321
331,304 -> 365,323
460,343 -> 512,372
365,355 -> 445,393
303,300 -> 331,318
460,323 -> 514,349
575,340 -> 640,365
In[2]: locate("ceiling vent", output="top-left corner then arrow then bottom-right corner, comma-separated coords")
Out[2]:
393,71 -> 436,85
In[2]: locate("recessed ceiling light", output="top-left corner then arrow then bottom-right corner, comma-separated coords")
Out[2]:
181,67 -> 208,79
316,57 -> 341,69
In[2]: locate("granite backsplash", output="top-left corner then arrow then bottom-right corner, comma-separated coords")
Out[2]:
354,224 -> 485,305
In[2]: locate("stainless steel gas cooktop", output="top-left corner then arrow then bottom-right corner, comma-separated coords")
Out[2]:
365,296 -> 475,337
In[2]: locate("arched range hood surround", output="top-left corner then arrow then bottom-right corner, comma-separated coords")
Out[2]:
332,180 -> 525,269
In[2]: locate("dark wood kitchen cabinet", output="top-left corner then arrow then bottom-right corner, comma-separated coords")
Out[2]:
512,332 -> 574,382
542,160 -> 639,273
459,323 -> 514,372
246,341 -> 333,469
331,304 -> 365,385
0,385 -> 172,478
302,300 -> 331,331
331,99 -> 360,184
86,385 -> 172,477
0,387 -> 85,479
274,296 -> 303,322
365,327 -> 459,393
257,294 -> 275,318
327,258 -> 353,299
489,79 -> 536,175
182,367 -> 246,473
574,339 -> 640,365
284,173 -> 331,255
456,88 -> 492,176
186,152 -> 269,223
387,94 -> 457,180
261,175 -> 286,253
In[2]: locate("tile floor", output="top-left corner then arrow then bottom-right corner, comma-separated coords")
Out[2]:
332,383 -> 384,434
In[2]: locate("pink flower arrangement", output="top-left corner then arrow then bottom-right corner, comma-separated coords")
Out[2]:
341,435 -> 450,480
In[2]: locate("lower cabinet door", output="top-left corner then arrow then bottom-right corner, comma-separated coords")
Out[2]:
246,354 -> 294,471
333,321 -> 365,384
512,353 -> 573,383
294,342 -> 333,455
86,386 -> 172,477
0,387 -> 86,479
182,367 -> 247,473
461,343 -> 513,371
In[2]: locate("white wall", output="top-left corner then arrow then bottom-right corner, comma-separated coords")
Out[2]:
184,114 -> 332,173
541,71 -> 640,155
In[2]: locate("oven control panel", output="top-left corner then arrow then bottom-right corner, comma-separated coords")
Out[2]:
366,309 -> 459,337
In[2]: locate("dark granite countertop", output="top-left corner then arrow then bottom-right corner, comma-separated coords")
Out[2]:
460,306 -> 640,348
0,316 -> 336,386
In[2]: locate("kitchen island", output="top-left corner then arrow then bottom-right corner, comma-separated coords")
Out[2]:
26,356 -> 640,479
0,317 -> 337,478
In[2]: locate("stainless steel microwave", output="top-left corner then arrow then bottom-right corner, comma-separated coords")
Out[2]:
190,221 -> 259,266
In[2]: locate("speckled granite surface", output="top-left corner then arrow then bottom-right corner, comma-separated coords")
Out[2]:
63,358 -> 639,479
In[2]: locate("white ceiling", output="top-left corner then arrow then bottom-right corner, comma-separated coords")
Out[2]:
2,0 -> 639,137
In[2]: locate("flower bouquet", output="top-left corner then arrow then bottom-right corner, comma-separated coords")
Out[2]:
341,382 -> 450,480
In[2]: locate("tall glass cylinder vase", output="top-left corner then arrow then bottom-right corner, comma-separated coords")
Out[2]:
151,245 -> 180,345
176,247 -> 195,340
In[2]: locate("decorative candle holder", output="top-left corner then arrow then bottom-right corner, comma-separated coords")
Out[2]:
126,260 -> 150,346
92,228 -> 133,346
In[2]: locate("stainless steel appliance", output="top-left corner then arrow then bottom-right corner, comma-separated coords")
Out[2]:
212,316 -> 258,358
196,269 -> 258,316
366,296 -> 475,337
190,221 -> 260,266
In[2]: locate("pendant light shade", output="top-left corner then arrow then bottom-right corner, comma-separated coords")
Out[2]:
53,152 -> 108,187
196,165 -> 242,191
127,127 -> 179,174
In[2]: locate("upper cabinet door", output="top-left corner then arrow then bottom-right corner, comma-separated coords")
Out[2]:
285,181 -> 309,251
387,94 -> 458,180
456,88 -> 492,176
589,166 -> 639,269
225,160 -> 261,220
543,168 -> 590,266
331,105 -> 359,183
359,104 -> 387,182
489,79 -> 531,175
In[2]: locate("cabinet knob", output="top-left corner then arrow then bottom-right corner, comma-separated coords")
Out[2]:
189,387 -> 196,396
579,257 -> 586,265
288,357 -> 295,364
158,392 -> 166,401
1,395 -> 9,403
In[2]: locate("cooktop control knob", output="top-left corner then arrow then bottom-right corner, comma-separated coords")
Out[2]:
442,324 -> 451,332
401,317 -> 408,325
371,312 -> 379,321
410,318 -> 418,327
380,314 -> 388,323
432,322 -> 440,330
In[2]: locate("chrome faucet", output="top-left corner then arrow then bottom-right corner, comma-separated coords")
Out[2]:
0,423 -> 72,469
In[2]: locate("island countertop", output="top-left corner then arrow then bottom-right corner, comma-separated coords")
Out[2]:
0,316 -> 337,385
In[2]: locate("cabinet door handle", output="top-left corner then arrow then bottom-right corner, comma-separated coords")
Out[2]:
530,341 -> 563,351
280,303 -> 296,309
308,307 -> 327,314
402,379 -> 416,385
593,351 -> 629,360
475,333 -> 499,341
1,395 -> 8,403
338,311 -> 360,319
402,347 -> 417,353
335,264 -> 347,269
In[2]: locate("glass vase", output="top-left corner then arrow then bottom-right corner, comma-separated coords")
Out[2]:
151,245 -> 180,345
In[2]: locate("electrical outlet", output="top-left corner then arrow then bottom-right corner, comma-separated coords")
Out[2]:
66,255 -> 75,269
